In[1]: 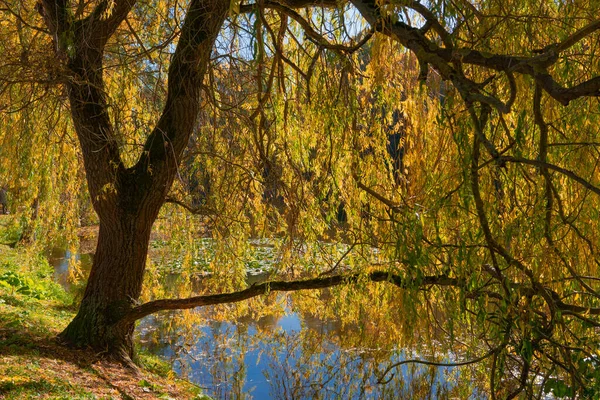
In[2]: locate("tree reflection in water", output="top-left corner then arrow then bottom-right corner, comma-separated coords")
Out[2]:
137,288 -> 485,399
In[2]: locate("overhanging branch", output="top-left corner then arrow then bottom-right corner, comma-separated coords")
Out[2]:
377,344 -> 502,384
349,0 -> 600,108
164,196 -> 216,215
500,156 -> 600,197
555,19 -> 600,53
240,1 -> 373,54
117,271 -> 461,325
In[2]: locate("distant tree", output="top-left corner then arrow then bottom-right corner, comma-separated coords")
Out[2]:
1,0 -> 600,397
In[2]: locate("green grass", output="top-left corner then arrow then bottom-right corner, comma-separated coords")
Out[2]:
0,215 -> 210,399
0,242 -> 75,337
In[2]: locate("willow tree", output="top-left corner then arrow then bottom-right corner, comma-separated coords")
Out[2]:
2,0 -> 600,397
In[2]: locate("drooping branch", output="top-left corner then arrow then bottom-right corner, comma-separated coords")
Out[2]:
352,173 -> 400,210
117,264 -> 600,345
377,344 -> 503,384
500,156 -> 600,197
348,0 -> 600,107
555,19 -> 600,53
229,0 -> 600,167
117,271 -> 462,325
164,196 -> 215,216
446,43 -> 600,105
241,1 -> 374,54
350,0 -> 513,114
406,0 -> 453,49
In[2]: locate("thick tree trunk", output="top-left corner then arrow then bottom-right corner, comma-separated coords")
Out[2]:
37,0 -> 228,363
59,210 -> 156,362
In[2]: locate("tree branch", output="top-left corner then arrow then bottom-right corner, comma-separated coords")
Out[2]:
350,0 -> 599,107
83,0 -> 137,49
352,173 -> 400,210
164,196 -> 215,215
132,0 -> 229,206
351,0 -> 513,113
117,271 -> 461,325
555,18 -> 600,53
241,1 -> 373,54
377,344 -> 502,384
500,156 -> 600,197
406,0 -> 453,49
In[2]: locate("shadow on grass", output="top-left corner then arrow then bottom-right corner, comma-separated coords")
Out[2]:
0,328 -> 132,399
0,309 -> 198,399
0,327 -> 96,371
0,379 -> 73,397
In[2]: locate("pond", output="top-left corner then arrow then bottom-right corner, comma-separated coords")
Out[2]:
50,245 -> 485,399
135,293 -> 473,399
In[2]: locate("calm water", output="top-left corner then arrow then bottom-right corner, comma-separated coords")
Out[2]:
51,247 -> 480,399
136,295 -> 465,399
48,248 -> 93,291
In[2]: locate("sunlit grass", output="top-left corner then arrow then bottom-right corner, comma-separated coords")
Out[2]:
0,228 -> 210,399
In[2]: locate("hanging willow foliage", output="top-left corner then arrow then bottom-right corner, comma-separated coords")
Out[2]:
1,0 -> 600,396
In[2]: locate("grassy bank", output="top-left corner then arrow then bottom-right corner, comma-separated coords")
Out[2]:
0,217 -> 207,399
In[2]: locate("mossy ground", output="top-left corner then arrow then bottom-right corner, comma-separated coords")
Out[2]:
0,216 -> 208,399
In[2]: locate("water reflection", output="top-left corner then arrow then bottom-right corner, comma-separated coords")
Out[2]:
48,247 -> 93,291
137,292 -> 471,399
49,245 -> 483,398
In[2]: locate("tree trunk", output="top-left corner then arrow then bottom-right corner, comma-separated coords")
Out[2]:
37,0 -> 228,363
59,208 -> 157,362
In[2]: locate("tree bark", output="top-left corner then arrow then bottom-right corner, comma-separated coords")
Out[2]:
41,0 -> 229,363
59,206 -> 157,361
